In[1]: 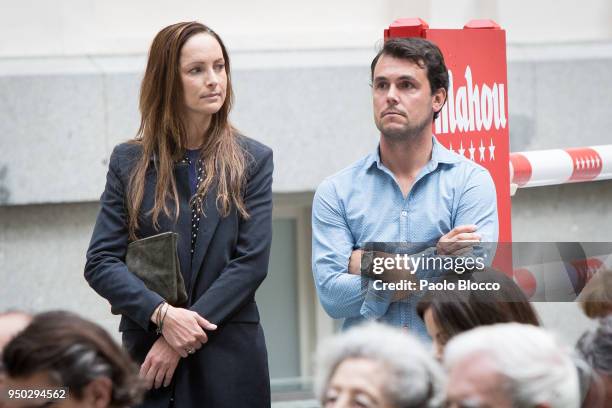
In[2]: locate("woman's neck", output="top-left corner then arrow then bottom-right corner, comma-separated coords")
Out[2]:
184,113 -> 212,149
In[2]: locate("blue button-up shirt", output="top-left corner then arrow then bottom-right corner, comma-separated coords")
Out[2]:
311,137 -> 498,340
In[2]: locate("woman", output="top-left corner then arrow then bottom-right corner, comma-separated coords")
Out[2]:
416,269 -> 540,360
2,311 -> 144,408
315,322 -> 445,408
85,22 -> 273,407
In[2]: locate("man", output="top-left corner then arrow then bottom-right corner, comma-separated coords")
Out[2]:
444,323 -> 580,407
311,37 -> 498,337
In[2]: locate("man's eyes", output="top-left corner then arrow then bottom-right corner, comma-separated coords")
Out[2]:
373,81 -> 414,90
397,81 -> 414,89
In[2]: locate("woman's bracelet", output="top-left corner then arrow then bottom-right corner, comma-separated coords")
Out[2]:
155,302 -> 168,335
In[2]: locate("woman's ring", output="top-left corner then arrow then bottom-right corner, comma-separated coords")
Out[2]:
187,348 -> 195,354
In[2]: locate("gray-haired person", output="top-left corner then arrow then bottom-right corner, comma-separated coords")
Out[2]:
445,323 -> 580,408
576,315 -> 612,406
315,322 -> 445,408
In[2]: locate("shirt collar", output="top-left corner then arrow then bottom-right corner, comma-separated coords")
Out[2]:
367,135 -> 461,170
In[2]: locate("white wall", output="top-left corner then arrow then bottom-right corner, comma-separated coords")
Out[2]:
0,0 -> 611,58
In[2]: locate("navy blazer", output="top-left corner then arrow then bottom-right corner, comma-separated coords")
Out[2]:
85,135 -> 273,408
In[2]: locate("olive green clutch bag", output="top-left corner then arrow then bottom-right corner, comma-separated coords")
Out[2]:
126,232 -> 188,306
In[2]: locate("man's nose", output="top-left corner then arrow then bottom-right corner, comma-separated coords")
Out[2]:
386,84 -> 399,104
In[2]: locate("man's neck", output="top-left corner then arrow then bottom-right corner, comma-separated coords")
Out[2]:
379,132 -> 433,179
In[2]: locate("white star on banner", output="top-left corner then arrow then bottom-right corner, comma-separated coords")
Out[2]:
468,140 -> 476,161
488,139 -> 495,160
478,139 -> 486,161
458,141 -> 465,157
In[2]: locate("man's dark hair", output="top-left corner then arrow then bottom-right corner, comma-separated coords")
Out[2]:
371,37 -> 449,119
2,310 -> 144,407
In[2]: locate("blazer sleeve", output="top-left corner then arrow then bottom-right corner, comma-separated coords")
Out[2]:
84,145 -> 164,331
190,147 -> 273,324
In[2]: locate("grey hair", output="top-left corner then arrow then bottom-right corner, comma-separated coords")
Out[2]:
444,323 -> 580,408
576,315 -> 612,375
315,322 -> 445,408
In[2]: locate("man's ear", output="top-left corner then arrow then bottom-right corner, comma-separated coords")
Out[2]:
82,376 -> 113,408
432,88 -> 447,115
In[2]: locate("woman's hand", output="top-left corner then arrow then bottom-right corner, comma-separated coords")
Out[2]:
140,337 -> 181,389
161,305 -> 217,357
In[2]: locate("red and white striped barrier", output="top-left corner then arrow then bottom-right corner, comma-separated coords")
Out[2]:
510,145 -> 612,188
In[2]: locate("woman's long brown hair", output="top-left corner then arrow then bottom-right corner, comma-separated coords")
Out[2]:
127,22 -> 249,239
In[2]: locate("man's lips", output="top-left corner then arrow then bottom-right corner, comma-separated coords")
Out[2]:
382,110 -> 406,118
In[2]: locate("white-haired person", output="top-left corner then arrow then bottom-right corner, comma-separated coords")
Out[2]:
315,322 -> 445,408
444,323 -> 580,408
576,315 -> 612,406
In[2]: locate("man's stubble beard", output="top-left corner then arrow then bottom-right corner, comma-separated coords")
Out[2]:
377,114 -> 432,142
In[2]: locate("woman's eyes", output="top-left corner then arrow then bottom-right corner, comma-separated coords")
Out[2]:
188,63 -> 225,74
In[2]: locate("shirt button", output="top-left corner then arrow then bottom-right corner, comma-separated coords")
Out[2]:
401,211 -> 408,217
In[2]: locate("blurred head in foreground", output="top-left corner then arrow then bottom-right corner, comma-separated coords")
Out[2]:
576,315 -> 612,406
0,311 -> 31,352
0,311 -> 32,408
2,311 -> 143,408
315,322 -> 445,408
578,269 -> 612,319
417,269 -> 540,360
445,323 -> 580,408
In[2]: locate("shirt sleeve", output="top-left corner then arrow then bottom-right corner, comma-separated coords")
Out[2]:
454,166 -> 499,243
311,179 -> 392,320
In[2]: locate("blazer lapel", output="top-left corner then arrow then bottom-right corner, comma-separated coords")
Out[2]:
172,162 -> 194,293
189,183 -> 220,299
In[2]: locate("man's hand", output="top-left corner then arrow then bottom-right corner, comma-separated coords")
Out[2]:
157,305 -> 217,357
140,337 -> 181,389
351,249 -> 415,301
348,249 -> 363,275
436,224 -> 481,256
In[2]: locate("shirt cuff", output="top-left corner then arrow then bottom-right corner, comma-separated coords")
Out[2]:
360,279 -> 393,319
